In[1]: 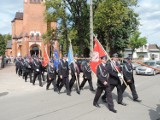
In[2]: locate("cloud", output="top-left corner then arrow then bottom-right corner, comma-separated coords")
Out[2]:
0,0 -> 23,34
135,0 -> 160,45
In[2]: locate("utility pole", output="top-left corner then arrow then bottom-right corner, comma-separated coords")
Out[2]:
90,0 -> 93,55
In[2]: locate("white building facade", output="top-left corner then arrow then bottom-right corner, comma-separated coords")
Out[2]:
124,44 -> 160,60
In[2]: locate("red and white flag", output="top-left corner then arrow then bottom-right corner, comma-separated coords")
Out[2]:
90,38 -> 106,74
42,47 -> 49,67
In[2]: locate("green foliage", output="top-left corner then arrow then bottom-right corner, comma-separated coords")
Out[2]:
45,0 -> 90,56
129,31 -> 147,54
44,0 -> 141,56
94,0 -> 139,55
0,34 -> 10,56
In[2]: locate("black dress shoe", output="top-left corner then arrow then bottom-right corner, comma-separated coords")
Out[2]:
67,92 -> 71,96
109,108 -> 117,113
93,103 -> 100,108
133,99 -> 142,102
118,102 -> 127,106
57,89 -> 60,94
90,89 -> 95,92
79,87 -> 83,90
76,91 -> 80,94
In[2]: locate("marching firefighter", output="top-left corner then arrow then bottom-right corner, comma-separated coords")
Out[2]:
102,53 -> 126,106
122,57 -> 141,102
46,59 -> 58,91
32,57 -> 43,87
69,54 -> 80,94
58,54 -> 71,96
23,57 -> 33,83
93,55 -> 117,113
79,60 -> 95,92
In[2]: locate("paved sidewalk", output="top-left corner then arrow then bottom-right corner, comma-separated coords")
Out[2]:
0,65 -> 160,120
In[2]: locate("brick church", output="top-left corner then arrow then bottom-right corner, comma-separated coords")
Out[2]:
11,0 -> 57,58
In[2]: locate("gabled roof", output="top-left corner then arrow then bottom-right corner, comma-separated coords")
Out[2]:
148,44 -> 160,52
6,40 -> 12,49
11,12 -> 23,22
148,44 -> 159,49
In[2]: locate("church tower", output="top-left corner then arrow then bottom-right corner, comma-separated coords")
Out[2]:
11,0 -> 56,57
23,0 -> 46,37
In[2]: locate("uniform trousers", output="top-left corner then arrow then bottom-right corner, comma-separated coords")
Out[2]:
93,85 -> 114,109
121,82 -> 138,100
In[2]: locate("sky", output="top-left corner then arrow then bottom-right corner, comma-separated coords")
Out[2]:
0,0 -> 160,46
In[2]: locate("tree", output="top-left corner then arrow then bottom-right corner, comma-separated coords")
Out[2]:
45,0 -> 90,56
45,0 -> 68,55
0,34 -> 9,56
129,31 -> 147,57
94,0 -> 139,55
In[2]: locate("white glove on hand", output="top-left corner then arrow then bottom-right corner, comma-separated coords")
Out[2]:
118,73 -> 122,77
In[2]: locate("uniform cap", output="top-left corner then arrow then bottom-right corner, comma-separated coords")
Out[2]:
126,57 -> 132,61
112,53 -> 118,58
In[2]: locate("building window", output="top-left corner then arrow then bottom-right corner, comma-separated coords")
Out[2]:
30,33 -> 34,40
36,33 -> 40,40
30,0 -> 41,3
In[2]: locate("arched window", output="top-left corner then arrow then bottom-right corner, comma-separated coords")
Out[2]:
30,33 -> 34,40
36,33 -> 39,40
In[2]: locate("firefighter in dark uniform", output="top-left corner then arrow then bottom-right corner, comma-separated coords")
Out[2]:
102,53 -> 126,106
79,60 -> 95,92
15,57 -> 20,74
122,57 -> 141,102
41,58 -> 47,81
24,57 -> 33,83
32,57 -> 43,87
58,54 -> 71,96
69,55 -> 80,94
18,56 -> 23,76
93,55 -> 117,113
46,59 -> 58,91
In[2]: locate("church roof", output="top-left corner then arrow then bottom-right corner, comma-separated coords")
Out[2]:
11,12 -> 23,22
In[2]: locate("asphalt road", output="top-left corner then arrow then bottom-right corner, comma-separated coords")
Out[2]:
0,64 -> 160,120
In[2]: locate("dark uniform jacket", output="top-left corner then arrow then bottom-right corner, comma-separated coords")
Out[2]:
123,62 -> 134,83
58,59 -> 69,78
33,60 -> 42,74
83,63 -> 92,79
15,59 -> 20,68
47,64 -> 56,79
107,61 -> 121,85
19,59 -> 25,70
70,62 -> 80,77
96,63 -> 109,88
24,61 -> 32,72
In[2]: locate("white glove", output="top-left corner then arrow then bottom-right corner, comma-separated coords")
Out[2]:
118,73 -> 122,77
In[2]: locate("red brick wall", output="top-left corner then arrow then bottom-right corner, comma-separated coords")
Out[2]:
11,0 -> 57,57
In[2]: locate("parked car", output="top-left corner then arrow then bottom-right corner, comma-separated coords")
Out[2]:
132,62 -> 140,70
135,60 -> 160,76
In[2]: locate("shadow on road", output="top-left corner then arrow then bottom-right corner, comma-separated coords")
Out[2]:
0,92 -> 9,97
149,104 -> 160,120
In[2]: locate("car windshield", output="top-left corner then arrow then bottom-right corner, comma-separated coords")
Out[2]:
144,61 -> 155,66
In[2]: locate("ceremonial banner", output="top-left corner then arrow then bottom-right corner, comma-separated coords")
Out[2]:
42,47 -> 49,67
90,38 -> 106,74
53,49 -> 59,70
68,42 -> 74,65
